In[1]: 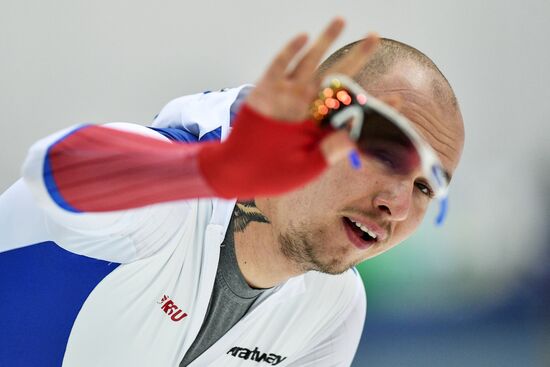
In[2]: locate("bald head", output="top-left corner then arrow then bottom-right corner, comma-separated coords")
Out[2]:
319,38 -> 465,176
319,38 -> 458,112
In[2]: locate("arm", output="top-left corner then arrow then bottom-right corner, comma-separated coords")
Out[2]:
20,107 -> 329,263
22,104 -> 330,213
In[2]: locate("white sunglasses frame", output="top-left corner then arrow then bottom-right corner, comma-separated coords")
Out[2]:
319,74 -> 449,201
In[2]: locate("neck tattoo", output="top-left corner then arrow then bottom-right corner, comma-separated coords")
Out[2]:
232,200 -> 270,233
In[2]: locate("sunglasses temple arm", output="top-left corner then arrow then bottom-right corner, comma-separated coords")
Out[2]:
330,106 -> 364,140
435,196 -> 448,226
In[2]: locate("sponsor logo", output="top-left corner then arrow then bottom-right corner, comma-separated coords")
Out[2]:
227,346 -> 287,365
158,295 -> 188,322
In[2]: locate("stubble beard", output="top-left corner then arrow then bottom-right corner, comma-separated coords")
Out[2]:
278,226 -> 357,275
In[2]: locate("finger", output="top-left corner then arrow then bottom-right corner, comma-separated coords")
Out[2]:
289,17 -> 345,80
262,34 -> 309,82
320,130 -> 356,166
324,33 -> 379,77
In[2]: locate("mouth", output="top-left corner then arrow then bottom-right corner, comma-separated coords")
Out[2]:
342,216 -> 381,250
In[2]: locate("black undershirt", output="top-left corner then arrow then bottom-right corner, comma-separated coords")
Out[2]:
180,218 -> 266,366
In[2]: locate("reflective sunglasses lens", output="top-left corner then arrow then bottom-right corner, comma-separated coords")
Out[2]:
357,108 -> 421,175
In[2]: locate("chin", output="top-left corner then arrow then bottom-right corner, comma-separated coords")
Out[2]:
278,225 -> 362,275
309,251 -> 363,275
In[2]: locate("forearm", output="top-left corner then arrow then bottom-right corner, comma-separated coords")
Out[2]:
23,123 -> 217,213
22,104 -> 329,213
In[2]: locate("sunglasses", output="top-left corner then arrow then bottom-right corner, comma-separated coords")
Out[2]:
311,74 -> 450,226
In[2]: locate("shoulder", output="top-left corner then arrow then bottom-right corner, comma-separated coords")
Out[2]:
153,85 -> 253,141
102,122 -> 171,141
271,269 -> 366,364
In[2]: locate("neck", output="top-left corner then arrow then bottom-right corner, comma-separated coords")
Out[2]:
232,200 -> 303,289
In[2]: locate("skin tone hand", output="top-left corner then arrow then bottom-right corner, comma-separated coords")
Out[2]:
245,17 -> 382,165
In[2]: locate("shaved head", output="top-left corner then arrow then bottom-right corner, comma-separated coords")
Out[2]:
319,38 -> 459,113
319,37 -> 464,175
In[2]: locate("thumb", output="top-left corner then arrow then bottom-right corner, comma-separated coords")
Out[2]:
319,130 -> 356,166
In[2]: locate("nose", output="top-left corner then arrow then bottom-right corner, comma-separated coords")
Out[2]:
372,180 -> 412,221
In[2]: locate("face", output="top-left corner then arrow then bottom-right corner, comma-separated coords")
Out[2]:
259,62 -> 464,275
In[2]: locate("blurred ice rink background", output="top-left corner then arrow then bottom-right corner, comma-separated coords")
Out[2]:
1,1 -> 548,366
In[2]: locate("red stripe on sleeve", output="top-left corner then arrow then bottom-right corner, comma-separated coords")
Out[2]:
48,125 -> 217,212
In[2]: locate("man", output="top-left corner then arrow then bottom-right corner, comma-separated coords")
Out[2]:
0,18 -> 464,366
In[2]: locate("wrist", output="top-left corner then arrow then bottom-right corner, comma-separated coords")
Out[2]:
198,103 -> 329,199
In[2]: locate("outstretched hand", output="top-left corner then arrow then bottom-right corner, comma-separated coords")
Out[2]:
199,19 -> 384,199
245,18 -> 380,164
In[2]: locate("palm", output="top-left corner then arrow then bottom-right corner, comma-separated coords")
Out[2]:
246,18 -> 379,122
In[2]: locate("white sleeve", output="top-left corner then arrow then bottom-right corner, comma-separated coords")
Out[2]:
20,122 -> 193,264
287,280 -> 367,367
